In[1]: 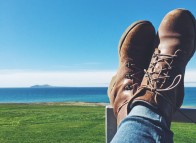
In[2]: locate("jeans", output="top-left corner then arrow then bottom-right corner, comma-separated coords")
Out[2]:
111,104 -> 173,143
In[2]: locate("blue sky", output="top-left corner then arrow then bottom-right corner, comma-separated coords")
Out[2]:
0,0 -> 196,87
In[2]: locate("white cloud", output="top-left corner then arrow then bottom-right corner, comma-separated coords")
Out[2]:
0,70 -> 116,87
0,69 -> 195,87
184,69 -> 196,87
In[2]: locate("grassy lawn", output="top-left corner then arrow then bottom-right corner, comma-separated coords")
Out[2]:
171,122 -> 196,143
0,103 -> 195,143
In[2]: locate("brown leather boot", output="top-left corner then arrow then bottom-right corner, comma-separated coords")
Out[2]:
127,9 -> 196,125
108,21 -> 155,125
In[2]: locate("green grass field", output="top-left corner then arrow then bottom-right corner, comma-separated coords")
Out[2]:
0,103 -> 195,143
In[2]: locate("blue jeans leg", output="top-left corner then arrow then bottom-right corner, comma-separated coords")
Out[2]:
111,104 -> 173,143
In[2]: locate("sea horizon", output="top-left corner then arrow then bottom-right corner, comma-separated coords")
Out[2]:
0,87 -> 195,107
0,86 -> 196,88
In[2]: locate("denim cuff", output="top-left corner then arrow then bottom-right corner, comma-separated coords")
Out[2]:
128,104 -> 169,128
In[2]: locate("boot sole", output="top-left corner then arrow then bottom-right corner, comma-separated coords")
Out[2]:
176,9 -> 196,108
177,8 -> 196,61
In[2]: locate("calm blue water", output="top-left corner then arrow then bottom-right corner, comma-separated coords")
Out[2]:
0,87 -> 109,103
0,87 -> 195,107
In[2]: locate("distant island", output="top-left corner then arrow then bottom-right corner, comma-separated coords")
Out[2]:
30,84 -> 53,88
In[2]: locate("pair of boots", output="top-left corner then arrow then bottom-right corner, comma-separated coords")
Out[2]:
108,9 -> 196,126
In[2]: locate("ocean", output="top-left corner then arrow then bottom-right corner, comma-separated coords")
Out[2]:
0,87 -> 195,107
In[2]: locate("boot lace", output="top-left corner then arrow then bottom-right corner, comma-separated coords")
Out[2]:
141,49 -> 182,104
141,49 -> 196,124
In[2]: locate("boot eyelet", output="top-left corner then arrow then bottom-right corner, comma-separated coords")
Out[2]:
126,62 -> 131,68
125,73 -> 133,79
124,84 -> 132,90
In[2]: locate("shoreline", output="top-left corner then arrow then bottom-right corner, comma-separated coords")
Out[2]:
0,102 -> 109,107
0,102 -> 196,108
